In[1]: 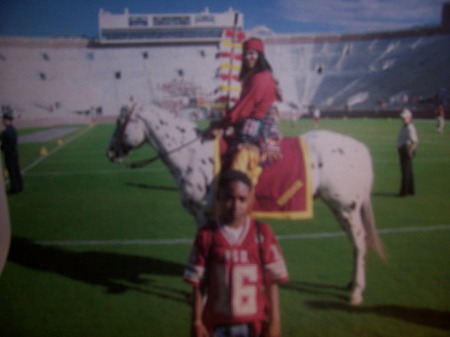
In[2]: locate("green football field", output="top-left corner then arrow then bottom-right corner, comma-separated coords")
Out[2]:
1,117 -> 449,337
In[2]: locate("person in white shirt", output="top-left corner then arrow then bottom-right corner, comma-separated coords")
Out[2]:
435,104 -> 445,133
396,108 -> 419,196
313,107 -> 320,128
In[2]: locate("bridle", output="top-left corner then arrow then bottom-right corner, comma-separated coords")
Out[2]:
116,103 -> 136,147
114,104 -> 203,169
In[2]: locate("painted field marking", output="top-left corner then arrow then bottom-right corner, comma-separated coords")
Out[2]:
21,125 -> 95,175
19,127 -> 78,144
20,157 -> 449,177
25,167 -> 166,177
36,224 -> 450,247
375,157 -> 450,164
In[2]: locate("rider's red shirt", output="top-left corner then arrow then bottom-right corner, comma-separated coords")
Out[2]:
223,70 -> 277,126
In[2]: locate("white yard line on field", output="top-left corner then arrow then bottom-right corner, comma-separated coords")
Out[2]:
22,125 -> 95,175
36,224 -> 450,247
22,158 -> 450,176
25,167 -> 166,176
375,157 -> 450,164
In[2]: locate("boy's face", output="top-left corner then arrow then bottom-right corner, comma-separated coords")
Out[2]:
220,180 -> 253,225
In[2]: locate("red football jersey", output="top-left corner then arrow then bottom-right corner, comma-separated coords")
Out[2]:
183,217 -> 288,331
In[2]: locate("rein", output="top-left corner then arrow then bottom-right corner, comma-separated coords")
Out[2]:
126,136 -> 201,169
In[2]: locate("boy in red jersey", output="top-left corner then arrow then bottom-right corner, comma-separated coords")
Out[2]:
183,170 -> 289,337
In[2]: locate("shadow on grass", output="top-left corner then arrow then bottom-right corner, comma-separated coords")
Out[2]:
8,236 -> 190,304
307,300 -> 450,331
281,280 -> 349,303
372,191 -> 399,198
126,182 -> 178,192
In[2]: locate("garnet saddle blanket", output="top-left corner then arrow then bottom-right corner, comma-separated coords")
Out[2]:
214,137 -> 313,220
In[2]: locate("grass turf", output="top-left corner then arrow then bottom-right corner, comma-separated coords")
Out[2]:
1,118 -> 449,337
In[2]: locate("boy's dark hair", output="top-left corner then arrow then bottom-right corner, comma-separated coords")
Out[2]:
218,170 -> 252,191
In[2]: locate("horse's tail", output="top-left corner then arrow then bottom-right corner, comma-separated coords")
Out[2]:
361,195 -> 387,263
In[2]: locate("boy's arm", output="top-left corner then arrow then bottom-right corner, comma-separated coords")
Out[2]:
265,283 -> 281,337
192,286 -> 209,337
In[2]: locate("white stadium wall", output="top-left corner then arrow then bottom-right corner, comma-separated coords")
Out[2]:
0,27 -> 449,126
0,37 -> 222,125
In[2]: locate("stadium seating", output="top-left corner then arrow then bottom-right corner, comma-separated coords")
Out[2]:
0,29 -> 448,123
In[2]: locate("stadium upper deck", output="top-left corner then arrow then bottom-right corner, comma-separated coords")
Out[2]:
98,7 -> 243,45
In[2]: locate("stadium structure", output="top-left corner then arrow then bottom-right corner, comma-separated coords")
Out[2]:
98,7 -> 243,44
0,5 -> 449,127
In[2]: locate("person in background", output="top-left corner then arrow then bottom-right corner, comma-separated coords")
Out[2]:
1,110 -> 23,195
396,108 -> 418,197
435,104 -> 445,133
183,170 -> 289,337
209,38 -> 283,186
313,107 -> 321,128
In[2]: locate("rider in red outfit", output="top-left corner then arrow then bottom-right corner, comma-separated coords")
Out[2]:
212,38 -> 282,185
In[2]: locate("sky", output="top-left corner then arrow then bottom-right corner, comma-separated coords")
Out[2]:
0,0 -> 447,38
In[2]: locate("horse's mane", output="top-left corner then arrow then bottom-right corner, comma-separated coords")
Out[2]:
142,104 -> 202,139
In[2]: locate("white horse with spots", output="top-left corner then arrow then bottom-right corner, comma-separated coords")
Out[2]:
107,103 -> 385,305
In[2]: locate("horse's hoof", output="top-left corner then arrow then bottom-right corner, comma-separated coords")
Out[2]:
349,295 -> 363,306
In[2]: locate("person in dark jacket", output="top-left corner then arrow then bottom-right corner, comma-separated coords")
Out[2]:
396,108 -> 418,197
1,111 -> 23,194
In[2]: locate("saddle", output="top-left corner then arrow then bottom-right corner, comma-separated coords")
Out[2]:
215,136 -> 313,220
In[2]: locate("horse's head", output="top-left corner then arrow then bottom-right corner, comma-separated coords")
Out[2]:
106,104 -> 147,163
